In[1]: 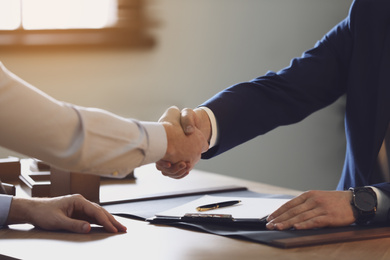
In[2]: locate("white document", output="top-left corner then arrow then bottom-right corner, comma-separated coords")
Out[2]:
156,195 -> 290,219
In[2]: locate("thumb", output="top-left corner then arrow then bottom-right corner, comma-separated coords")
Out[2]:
181,108 -> 197,134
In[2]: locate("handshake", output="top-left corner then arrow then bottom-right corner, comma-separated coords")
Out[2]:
156,106 -> 212,179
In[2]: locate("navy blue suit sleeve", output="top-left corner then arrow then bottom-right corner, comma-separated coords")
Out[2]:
201,17 -> 353,159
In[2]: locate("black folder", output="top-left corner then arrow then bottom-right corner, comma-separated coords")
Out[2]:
102,186 -> 390,248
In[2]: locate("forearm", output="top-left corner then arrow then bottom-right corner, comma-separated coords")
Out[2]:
0,62 -> 167,177
53,107 -> 167,176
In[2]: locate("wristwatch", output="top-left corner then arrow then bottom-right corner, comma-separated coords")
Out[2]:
349,187 -> 377,225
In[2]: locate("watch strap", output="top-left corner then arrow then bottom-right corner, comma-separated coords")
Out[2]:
349,187 -> 377,225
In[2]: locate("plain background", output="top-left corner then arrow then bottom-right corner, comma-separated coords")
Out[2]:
0,0 -> 353,191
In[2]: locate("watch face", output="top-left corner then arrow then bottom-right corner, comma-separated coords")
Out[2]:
355,191 -> 376,211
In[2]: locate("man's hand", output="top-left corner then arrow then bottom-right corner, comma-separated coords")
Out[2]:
179,108 -> 212,140
266,190 -> 355,230
7,194 -> 127,234
157,106 -> 209,179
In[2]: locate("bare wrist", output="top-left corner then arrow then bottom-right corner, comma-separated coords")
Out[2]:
6,197 -> 31,225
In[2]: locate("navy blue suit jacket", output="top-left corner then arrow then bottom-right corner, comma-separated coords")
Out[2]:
201,0 -> 390,193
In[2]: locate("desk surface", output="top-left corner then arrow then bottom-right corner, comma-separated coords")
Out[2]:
1,165 -> 390,260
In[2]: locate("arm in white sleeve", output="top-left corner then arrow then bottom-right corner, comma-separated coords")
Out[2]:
0,195 -> 12,227
0,62 -> 167,178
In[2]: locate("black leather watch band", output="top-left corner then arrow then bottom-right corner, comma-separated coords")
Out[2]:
349,187 -> 377,225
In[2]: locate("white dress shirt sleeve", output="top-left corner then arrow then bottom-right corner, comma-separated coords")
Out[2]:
0,62 -> 167,178
0,195 -> 12,227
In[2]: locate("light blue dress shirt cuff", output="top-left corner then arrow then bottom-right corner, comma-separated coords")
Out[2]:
198,106 -> 218,149
0,194 -> 12,227
370,186 -> 390,223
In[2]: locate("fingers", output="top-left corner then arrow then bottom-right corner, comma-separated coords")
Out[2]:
265,190 -> 355,230
267,193 -> 309,222
11,195 -> 127,234
164,169 -> 190,179
49,195 -> 127,234
289,215 -> 330,230
72,195 -> 127,233
267,206 -> 324,230
160,106 -> 200,135
55,214 -> 92,234
96,208 -> 127,233
156,161 -> 190,179
155,160 -> 172,169
266,194 -> 313,230
181,108 -> 197,134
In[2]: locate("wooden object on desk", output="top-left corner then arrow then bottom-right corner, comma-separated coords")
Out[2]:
50,168 -> 100,203
19,159 -> 51,197
0,182 -> 15,196
18,159 -> 100,202
0,157 -> 20,182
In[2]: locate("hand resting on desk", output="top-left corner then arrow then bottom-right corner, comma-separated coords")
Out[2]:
6,194 -> 127,234
266,190 -> 355,230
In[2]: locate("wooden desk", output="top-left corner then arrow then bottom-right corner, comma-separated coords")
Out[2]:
1,164 -> 389,260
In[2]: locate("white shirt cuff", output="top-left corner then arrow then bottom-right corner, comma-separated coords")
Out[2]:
139,121 -> 167,165
198,106 -> 218,149
0,194 -> 12,226
370,186 -> 390,223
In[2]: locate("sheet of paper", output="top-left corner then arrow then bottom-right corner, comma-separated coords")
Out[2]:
156,195 -> 290,219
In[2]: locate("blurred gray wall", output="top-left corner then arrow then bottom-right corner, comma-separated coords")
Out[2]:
0,0 -> 352,190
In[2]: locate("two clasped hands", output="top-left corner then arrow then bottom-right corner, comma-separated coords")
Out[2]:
157,106 -> 356,231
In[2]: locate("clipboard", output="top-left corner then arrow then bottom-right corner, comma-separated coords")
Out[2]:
147,195 -> 290,229
148,213 -> 269,229
103,187 -> 390,248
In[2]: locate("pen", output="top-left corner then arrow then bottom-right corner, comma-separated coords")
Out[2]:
196,200 -> 241,212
